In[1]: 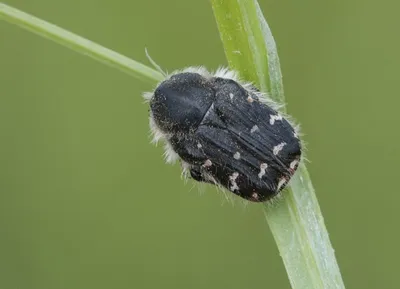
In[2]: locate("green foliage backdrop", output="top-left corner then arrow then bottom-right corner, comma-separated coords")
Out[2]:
1,0 -> 399,288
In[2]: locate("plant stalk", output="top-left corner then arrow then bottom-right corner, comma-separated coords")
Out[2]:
0,3 -> 164,84
210,0 -> 346,288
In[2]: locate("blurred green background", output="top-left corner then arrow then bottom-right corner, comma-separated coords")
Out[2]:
1,0 -> 399,288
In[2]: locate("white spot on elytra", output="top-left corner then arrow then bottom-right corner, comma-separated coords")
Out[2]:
251,192 -> 259,200
229,172 -> 239,191
234,152 -> 241,160
273,142 -> 286,155
258,163 -> 268,179
229,93 -> 234,100
203,159 -> 212,167
277,177 -> 287,191
247,96 -> 254,103
270,114 -> 283,125
250,125 -> 259,133
197,143 -> 202,149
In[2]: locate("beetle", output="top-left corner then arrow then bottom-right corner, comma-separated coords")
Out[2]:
144,67 -> 301,202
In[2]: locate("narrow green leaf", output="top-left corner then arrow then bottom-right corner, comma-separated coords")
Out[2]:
211,1 -> 346,288
211,0 -> 269,94
0,3 -> 164,84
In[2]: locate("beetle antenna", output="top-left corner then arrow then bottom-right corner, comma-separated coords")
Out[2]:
145,48 -> 167,77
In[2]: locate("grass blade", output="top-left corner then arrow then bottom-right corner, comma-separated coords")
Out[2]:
211,1 -> 346,288
0,3 -> 164,84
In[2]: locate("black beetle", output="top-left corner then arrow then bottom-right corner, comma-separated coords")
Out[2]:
145,67 -> 301,202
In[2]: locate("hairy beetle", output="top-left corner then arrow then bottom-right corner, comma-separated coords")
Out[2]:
145,67 -> 301,202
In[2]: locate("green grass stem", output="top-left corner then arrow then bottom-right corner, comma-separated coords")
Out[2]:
0,3 -> 164,84
211,1 -> 346,288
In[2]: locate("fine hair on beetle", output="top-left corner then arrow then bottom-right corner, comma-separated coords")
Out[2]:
144,66 -> 303,203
